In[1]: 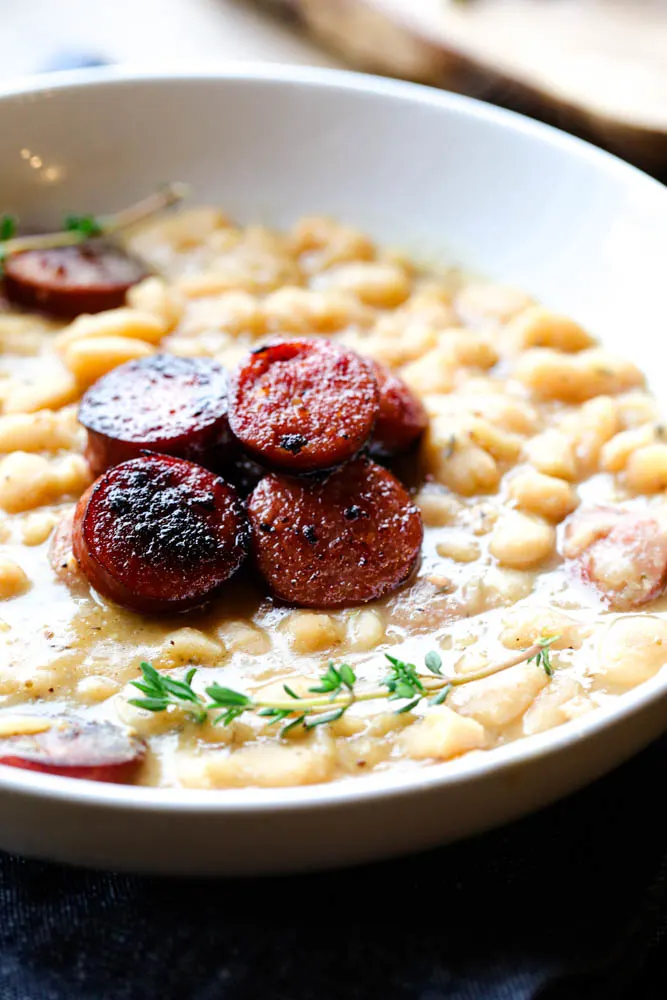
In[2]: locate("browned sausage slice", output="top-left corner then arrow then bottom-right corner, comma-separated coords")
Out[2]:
0,718 -> 146,783
79,354 -> 233,476
561,505 -> 667,609
247,457 -> 423,607
72,454 -> 249,613
228,339 -> 379,473
370,361 -> 428,458
3,241 -> 147,318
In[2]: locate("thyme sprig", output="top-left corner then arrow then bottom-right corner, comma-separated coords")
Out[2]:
529,635 -> 557,677
129,636 -> 559,736
0,182 -> 189,263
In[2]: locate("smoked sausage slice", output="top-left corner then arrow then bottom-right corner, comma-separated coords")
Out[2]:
0,718 -> 146,783
2,241 -> 147,318
72,454 -> 249,613
247,457 -> 423,607
370,362 -> 428,458
561,504 -> 667,609
229,339 -> 379,473
79,354 -> 233,476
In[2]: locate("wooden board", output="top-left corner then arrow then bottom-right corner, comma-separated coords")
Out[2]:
255,0 -> 667,174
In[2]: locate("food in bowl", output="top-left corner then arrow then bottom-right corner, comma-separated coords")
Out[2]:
1,194 -> 666,790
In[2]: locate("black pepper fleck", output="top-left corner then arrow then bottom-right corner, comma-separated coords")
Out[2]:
279,433 -> 307,455
344,505 -> 367,521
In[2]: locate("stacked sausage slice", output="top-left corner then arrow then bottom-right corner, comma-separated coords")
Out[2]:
73,338 -> 426,613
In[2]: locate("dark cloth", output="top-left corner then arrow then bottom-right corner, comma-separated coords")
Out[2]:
1,733 -> 665,1000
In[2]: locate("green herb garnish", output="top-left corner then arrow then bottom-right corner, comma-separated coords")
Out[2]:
0,183 -> 189,268
0,214 -> 17,241
63,214 -> 104,239
527,635 -> 559,677
129,636 -> 559,737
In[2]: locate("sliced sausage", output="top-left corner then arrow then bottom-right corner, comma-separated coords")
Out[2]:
72,454 -> 249,613
0,718 -> 145,783
561,505 -> 667,609
370,361 -> 428,458
247,456 -> 423,607
79,354 -> 233,476
3,241 -> 147,318
229,339 -> 379,473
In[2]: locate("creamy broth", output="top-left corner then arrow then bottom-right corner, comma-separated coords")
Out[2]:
1,207 -> 666,789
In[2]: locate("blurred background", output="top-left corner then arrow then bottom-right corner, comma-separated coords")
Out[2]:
1,1 -> 336,76
2,0 -> 666,176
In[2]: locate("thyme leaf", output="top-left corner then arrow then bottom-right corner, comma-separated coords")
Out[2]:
63,213 -> 104,238
527,635 -> 559,677
304,706 -> 347,728
429,684 -> 452,706
0,214 -> 17,241
425,650 -> 443,675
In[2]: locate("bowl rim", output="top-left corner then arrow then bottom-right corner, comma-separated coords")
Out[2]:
1,63 -> 666,814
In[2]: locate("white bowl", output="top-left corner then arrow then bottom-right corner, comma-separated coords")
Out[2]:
1,66 -> 667,875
